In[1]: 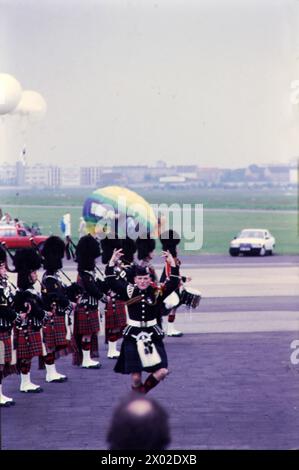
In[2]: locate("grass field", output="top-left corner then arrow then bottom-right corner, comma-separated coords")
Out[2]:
1,187 -> 298,254
0,186 -> 298,210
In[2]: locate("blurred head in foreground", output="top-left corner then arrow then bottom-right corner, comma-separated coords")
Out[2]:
107,395 -> 171,450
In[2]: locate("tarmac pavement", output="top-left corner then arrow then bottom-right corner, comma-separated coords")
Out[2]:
1,255 -> 298,450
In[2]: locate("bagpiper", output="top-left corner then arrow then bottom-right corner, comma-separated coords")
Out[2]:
101,237 -> 126,359
105,246 -> 180,394
0,245 -> 18,406
73,234 -> 105,369
40,236 -> 79,382
13,248 -> 49,393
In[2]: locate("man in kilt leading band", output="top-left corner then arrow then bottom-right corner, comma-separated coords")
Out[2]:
105,246 -> 180,394
0,245 -> 18,406
13,248 -> 50,393
73,234 -> 105,369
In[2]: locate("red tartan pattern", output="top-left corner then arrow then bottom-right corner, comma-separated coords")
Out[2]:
55,343 -> 72,360
105,299 -> 127,330
168,312 -> 176,322
1,363 -> 17,377
53,315 -> 69,346
43,315 -> 70,353
42,324 -> 56,352
0,331 -> 13,364
14,326 -> 43,360
74,306 -> 100,336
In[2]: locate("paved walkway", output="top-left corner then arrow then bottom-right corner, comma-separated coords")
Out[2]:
1,331 -> 299,450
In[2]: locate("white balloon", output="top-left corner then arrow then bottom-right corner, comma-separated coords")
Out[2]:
0,73 -> 22,115
14,90 -> 47,121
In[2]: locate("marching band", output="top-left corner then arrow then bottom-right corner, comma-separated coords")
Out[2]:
0,232 -> 201,406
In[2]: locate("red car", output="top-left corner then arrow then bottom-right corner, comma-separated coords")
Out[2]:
0,224 -> 48,250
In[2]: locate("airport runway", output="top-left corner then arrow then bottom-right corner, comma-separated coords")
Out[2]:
60,254 -> 299,333
1,254 -> 299,450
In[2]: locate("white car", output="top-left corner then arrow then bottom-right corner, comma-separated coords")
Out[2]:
229,228 -> 275,256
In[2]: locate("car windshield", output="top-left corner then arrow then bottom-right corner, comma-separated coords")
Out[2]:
0,228 -> 16,237
238,230 -> 264,239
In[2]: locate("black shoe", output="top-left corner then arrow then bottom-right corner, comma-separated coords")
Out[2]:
20,387 -> 43,393
82,363 -> 102,369
46,377 -> 67,383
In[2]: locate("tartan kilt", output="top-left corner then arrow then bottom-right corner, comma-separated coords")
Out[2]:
1,363 -> 18,377
42,323 -> 56,352
74,306 -> 100,336
54,315 -> 69,347
14,326 -> 43,360
43,315 -> 70,353
0,331 -> 13,365
105,300 -> 127,329
114,336 -> 168,375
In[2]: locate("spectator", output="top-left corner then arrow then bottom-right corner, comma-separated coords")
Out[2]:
78,217 -> 87,238
31,223 -> 42,235
107,395 -> 171,450
13,218 -> 22,229
1,213 -> 12,224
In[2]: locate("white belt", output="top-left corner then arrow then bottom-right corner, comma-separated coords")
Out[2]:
128,319 -> 157,328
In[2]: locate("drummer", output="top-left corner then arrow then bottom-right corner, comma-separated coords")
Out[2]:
159,230 -> 191,337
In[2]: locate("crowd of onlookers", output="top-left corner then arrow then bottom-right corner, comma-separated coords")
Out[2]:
0,210 -> 41,235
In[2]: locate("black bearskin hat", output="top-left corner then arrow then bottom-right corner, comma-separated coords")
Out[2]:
136,237 -> 156,261
133,265 -> 150,277
100,237 -> 122,265
14,248 -> 42,289
14,248 -> 41,273
159,230 -> 180,257
120,237 -> 136,264
0,244 -> 7,264
41,236 -> 65,271
76,234 -> 101,271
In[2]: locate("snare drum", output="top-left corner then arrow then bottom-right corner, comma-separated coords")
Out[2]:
180,288 -> 202,309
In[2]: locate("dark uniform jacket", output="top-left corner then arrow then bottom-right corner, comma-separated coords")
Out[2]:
77,270 -> 107,309
0,276 -> 17,332
105,265 -> 180,324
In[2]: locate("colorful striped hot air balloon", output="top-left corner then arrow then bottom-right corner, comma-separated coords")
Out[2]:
82,186 -> 157,239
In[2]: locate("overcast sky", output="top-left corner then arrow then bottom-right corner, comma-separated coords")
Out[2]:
1,0 -> 299,168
